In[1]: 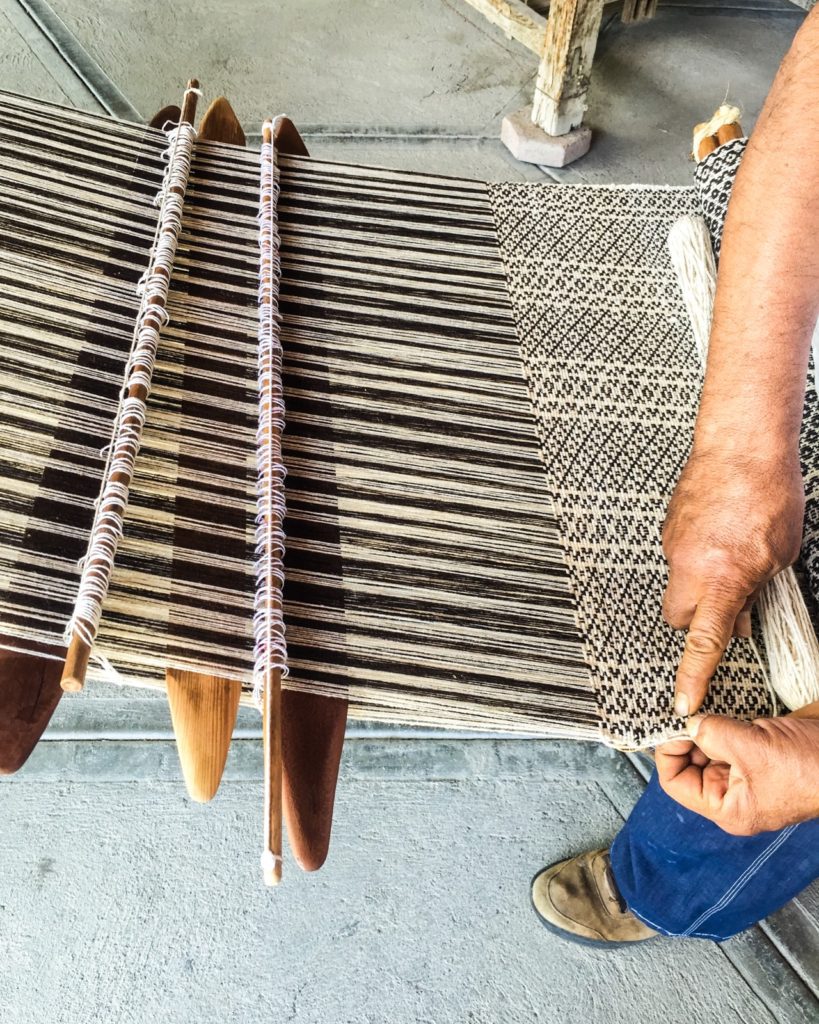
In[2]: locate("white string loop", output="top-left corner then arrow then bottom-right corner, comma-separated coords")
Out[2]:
252,117 -> 289,708
64,117 -> 197,649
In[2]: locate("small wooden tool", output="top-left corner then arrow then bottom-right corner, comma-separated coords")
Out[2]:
166,670 -> 242,802
694,114 -> 743,162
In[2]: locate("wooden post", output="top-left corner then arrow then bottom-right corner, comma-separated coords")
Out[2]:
531,0 -> 604,137
620,0 -> 658,23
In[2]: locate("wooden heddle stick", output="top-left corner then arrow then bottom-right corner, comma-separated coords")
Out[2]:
669,106 -> 819,713
165,97 -> 246,804
257,118 -> 287,886
257,118 -> 350,884
271,119 -> 349,876
60,79 -> 200,693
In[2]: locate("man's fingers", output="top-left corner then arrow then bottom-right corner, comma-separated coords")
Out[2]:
701,760 -> 731,811
674,594 -> 745,716
686,714 -> 757,763
655,738 -> 695,786
657,757 -> 708,813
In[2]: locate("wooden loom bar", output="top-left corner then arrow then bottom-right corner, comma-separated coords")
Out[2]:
265,116 -> 349,878
60,78 -> 200,694
165,96 -> 246,805
459,0 -> 547,54
259,117 -> 285,885
263,667 -> 283,886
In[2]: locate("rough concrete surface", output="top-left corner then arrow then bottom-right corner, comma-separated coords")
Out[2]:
37,0 -> 807,183
0,740 -> 801,1024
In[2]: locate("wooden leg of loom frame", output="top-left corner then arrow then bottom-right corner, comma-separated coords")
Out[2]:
0,639 -> 64,774
531,0 -> 604,137
164,96 -> 246,804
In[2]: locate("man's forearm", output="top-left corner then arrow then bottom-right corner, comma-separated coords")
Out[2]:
695,13 -> 819,461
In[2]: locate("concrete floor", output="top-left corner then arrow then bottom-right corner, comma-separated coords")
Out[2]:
1,1 -> 818,1022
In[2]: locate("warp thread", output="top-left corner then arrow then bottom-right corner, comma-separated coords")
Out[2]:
668,213 -> 819,711
252,117 -> 289,709
65,116 -> 197,648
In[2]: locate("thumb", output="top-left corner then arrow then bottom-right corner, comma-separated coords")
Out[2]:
674,592 -> 745,716
686,714 -> 756,763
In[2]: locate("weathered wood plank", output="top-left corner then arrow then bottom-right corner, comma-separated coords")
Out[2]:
620,0 -> 658,23
532,0 -> 604,135
460,0 -> 547,53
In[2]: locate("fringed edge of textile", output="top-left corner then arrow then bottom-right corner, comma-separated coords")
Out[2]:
253,117 -> 289,710
64,114 -> 198,651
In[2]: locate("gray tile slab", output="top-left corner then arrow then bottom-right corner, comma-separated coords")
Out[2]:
44,0 -> 536,130
0,0 -> 102,108
546,8 -> 804,184
0,738 -> 796,1024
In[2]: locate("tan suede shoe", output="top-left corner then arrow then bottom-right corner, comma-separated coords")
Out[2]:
530,848 -> 658,948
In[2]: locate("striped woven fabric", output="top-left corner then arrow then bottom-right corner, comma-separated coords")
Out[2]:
0,91 -> 787,747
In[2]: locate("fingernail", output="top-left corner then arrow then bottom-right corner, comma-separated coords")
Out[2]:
686,715 -> 704,739
674,692 -> 689,717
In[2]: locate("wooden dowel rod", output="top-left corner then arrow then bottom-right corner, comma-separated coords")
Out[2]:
180,78 -> 200,126
60,633 -> 91,692
716,122 -> 743,146
262,667 -> 283,886
695,134 -> 717,161
258,117 -> 286,886
59,79 -> 201,694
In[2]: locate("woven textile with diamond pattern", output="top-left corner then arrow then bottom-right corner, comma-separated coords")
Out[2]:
2,92 -> 808,750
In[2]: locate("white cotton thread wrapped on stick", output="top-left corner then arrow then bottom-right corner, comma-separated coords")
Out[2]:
668,213 -> 819,711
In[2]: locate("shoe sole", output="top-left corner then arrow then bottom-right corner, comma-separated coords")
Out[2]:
529,864 -> 659,951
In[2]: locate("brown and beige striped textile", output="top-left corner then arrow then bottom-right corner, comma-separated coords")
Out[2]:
0,91 -> 794,748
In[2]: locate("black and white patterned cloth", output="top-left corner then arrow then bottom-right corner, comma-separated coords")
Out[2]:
489,179 -> 770,746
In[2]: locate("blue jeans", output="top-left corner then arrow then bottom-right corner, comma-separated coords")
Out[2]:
610,772 -> 819,940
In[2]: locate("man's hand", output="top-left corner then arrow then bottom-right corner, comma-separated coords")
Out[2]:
657,712 -> 819,835
662,446 -> 804,716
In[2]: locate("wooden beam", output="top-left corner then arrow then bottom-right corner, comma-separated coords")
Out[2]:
532,0 -> 604,136
620,0 -> 658,22
460,0 -> 547,54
